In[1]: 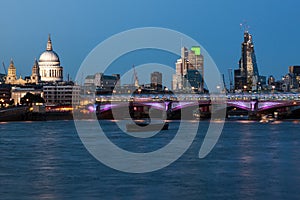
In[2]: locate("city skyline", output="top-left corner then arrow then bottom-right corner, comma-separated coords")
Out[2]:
2,29 -> 299,93
2,31 -> 299,93
0,0 -> 300,82
1,1 -> 300,199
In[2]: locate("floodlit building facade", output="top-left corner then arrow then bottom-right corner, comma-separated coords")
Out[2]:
172,46 -> 204,92
234,31 -> 260,91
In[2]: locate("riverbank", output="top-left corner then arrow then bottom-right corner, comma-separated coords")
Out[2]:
0,107 -> 74,122
1,106 -> 300,122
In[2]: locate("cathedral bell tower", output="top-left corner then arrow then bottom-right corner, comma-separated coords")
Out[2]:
31,59 -> 41,84
5,59 -> 17,84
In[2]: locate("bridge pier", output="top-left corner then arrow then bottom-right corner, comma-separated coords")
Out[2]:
199,106 -> 211,119
248,111 -> 261,120
166,101 -> 180,120
248,100 -> 260,120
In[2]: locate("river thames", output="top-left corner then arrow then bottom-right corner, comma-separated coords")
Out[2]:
1,120 -> 300,199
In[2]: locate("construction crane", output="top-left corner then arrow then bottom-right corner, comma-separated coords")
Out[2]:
240,21 -> 250,32
222,74 -> 227,93
2,61 -> 7,75
228,68 -> 233,93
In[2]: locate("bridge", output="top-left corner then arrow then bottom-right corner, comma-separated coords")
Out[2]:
93,93 -> 300,119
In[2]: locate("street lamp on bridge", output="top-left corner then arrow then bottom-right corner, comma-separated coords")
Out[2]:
272,85 -> 275,93
243,85 -> 247,93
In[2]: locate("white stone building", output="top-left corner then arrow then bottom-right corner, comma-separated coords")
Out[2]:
38,35 -> 63,82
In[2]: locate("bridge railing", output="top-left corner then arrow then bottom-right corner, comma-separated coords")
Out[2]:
93,93 -> 300,103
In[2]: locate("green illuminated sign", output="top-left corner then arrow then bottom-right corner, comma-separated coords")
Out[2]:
191,46 -> 201,55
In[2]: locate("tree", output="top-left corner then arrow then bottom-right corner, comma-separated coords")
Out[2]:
20,92 -> 45,105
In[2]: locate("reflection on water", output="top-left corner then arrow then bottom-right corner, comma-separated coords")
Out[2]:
237,120 -> 256,124
0,120 -> 300,199
292,120 -> 300,124
272,120 -> 283,124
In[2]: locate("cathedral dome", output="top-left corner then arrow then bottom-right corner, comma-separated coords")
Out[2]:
38,34 -> 60,63
38,34 -> 63,82
39,50 -> 60,62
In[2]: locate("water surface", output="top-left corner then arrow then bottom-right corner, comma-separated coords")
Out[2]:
0,120 -> 299,199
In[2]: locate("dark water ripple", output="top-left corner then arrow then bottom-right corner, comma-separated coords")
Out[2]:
0,120 -> 300,200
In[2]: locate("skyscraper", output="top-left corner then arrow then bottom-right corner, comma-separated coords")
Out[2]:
172,46 -> 204,92
289,66 -> 300,77
234,31 -> 259,91
287,66 -> 300,89
151,71 -> 162,91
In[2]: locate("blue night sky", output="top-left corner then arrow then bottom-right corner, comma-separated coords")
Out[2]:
0,0 -> 299,84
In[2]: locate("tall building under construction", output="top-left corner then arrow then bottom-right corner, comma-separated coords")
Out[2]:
234,31 -> 260,91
